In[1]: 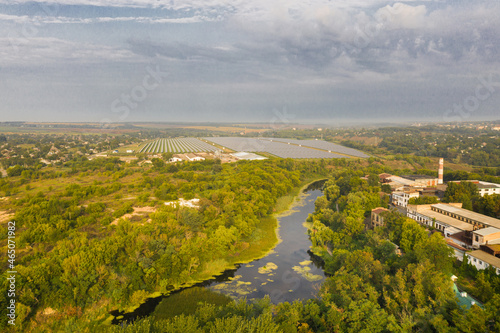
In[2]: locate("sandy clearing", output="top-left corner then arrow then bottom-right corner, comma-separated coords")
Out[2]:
111,206 -> 157,225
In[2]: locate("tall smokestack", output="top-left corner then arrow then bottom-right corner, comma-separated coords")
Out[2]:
438,158 -> 444,185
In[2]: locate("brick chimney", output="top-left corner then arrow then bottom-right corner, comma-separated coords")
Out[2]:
438,158 -> 444,185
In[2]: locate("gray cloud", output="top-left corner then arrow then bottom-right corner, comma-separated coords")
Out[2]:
1,0 -> 499,123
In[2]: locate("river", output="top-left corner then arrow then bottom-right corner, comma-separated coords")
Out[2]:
111,181 -> 325,324
206,185 -> 325,303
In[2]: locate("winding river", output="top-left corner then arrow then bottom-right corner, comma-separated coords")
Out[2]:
111,180 -> 326,324
207,184 -> 326,303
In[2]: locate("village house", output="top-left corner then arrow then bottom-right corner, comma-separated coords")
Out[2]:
370,207 -> 390,229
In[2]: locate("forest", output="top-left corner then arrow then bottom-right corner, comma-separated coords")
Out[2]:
1,127 -> 500,332
100,164 -> 500,332
0,149 -> 347,332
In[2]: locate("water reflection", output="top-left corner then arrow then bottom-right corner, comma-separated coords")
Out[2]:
206,187 -> 326,303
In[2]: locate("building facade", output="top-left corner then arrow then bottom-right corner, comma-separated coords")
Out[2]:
392,191 -> 420,207
407,202 -> 500,267
449,180 -> 500,197
406,203 -> 475,236
371,207 -> 389,229
472,227 -> 500,248
466,250 -> 500,275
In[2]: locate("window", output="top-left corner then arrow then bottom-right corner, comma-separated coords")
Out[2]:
473,258 -> 477,263
475,235 -> 479,242
479,261 -> 483,265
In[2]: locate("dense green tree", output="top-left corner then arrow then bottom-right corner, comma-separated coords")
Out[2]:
443,182 -> 480,210
474,194 -> 500,218
408,196 -> 439,205
399,219 -> 428,254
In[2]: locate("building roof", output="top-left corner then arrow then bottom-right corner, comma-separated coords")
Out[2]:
474,227 -> 500,237
413,205 -> 474,231
379,173 -> 392,178
448,231 -> 472,247
467,250 -> 500,269
476,183 -> 500,190
453,283 -> 482,309
485,244 -> 500,252
432,203 -> 500,229
446,239 -> 467,251
449,180 -> 500,189
387,175 -> 418,186
401,174 -> 437,181
372,207 -> 389,214
231,152 -> 267,160
393,190 -> 419,194
387,182 -> 405,189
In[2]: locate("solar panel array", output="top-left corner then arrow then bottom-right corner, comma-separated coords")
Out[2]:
261,138 -> 370,158
203,137 -> 355,159
139,138 -> 219,153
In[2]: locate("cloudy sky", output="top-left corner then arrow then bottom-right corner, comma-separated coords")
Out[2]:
0,0 -> 499,125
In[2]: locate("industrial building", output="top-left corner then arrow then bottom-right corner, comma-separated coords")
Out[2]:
466,250 -> 500,274
391,191 -> 420,207
382,158 -> 444,204
406,202 -> 500,274
449,180 -> 500,197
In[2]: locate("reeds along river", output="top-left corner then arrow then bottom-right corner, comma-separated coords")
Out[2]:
111,180 -> 326,324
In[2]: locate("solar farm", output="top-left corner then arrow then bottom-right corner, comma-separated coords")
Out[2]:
137,137 -> 368,159
202,137 -> 369,159
262,138 -> 370,158
139,138 -> 218,153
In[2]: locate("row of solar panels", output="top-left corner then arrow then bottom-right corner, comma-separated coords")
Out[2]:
203,137 -> 367,159
139,138 -> 219,153
259,137 -> 370,158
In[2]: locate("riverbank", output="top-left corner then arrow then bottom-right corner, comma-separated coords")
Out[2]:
223,177 -> 327,266
106,176 -> 327,324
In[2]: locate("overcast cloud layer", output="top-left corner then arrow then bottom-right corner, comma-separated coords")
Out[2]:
0,0 -> 499,124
